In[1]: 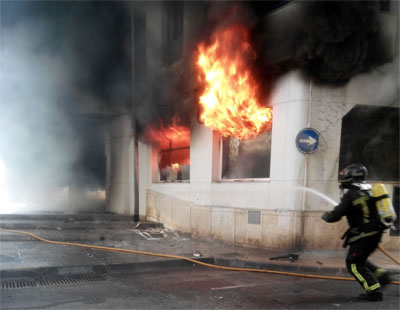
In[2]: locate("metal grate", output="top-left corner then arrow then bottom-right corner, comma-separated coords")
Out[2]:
1,275 -> 106,290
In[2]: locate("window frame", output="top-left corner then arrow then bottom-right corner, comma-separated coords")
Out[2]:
216,133 -> 272,182
153,141 -> 190,183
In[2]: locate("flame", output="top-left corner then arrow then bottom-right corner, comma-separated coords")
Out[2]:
145,118 -> 190,150
196,25 -> 273,140
171,163 -> 180,169
145,118 -> 191,170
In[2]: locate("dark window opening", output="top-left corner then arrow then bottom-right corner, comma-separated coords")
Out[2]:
221,131 -> 271,179
339,105 -> 399,182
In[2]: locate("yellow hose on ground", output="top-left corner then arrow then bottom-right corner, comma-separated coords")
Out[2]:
0,227 -> 398,285
377,245 -> 400,266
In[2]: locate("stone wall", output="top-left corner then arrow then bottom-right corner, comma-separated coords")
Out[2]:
146,189 -> 398,251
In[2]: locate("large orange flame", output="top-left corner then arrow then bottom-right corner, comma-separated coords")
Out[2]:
196,25 -> 272,140
145,118 -> 190,150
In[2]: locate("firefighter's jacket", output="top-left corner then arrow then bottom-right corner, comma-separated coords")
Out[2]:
323,183 -> 384,247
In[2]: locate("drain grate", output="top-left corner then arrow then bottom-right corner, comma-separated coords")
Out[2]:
1,275 -> 107,290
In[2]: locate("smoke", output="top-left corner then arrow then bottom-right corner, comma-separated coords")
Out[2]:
0,2 -> 130,213
296,1 -> 387,85
0,1 -> 395,212
260,0 -> 390,85
119,1 -> 395,136
1,12 -> 77,212
133,1 -> 196,135
134,1 -> 277,136
137,1 -> 271,136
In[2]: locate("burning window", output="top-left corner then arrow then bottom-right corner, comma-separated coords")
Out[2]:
195,24 -> 273,179
196,25 -> 273,140
159,139 -> 190,182
222,131 -> 271,179
146,120 -> 190,182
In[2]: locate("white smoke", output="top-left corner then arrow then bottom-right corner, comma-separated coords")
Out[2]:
0,15 -> 81,213
0,3 -> 115,213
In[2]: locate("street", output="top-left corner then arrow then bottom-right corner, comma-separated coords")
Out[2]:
1,265 -> 399,309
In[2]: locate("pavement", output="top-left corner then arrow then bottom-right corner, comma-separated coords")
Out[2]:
0,213 -> 399,281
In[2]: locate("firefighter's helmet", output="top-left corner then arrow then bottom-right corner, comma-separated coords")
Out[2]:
338,164 -> 368,187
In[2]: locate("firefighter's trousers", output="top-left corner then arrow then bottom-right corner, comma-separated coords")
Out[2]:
345,233 -> 383,293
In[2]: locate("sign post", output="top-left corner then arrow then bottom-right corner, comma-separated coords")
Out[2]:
296,128 -> 319,252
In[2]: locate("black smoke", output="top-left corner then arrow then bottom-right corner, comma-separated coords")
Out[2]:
250,0 -> 393,85
295,1 -> 388,85
255,0 -> 390,85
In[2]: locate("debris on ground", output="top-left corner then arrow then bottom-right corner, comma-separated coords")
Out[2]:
270,253 -> 299,263
129,223 -> 190,242
132,229 -> 164,240
193,251 -> 202,258
126,222 -> 166,240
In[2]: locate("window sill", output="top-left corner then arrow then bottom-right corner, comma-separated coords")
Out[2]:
152,180 -> 190,184
214,178 -> 271,183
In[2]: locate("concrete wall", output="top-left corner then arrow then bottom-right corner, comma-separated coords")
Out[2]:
105,115 -> 136,215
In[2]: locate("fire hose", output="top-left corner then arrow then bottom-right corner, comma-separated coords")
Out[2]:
0,227 -> 399,285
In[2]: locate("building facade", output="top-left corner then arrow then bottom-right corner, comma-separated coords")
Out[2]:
105,1 -> 400,251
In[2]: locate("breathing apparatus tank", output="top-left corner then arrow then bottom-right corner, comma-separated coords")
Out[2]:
371,183 -> 397,228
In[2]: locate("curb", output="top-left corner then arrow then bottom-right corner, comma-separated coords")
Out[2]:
1,257 -> 398,281
0,234 -> 144,243
0,258 -> 214,281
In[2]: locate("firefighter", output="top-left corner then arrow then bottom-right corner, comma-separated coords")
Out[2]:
322,164 -> 391,301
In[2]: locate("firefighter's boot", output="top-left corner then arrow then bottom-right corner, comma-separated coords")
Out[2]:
358,290 -> 383,302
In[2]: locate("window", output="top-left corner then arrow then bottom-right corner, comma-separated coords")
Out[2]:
159,138 -> 190,182
221,131 -> 272,179
339,105 -> 399,181
148,121 -> 190,182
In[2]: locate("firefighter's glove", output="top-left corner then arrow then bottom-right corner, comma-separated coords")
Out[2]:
321,212 -> 330,222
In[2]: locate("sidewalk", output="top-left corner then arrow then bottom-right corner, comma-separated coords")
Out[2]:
0,214 -> 399,281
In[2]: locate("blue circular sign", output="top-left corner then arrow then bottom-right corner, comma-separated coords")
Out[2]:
296,128 -> 320,154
